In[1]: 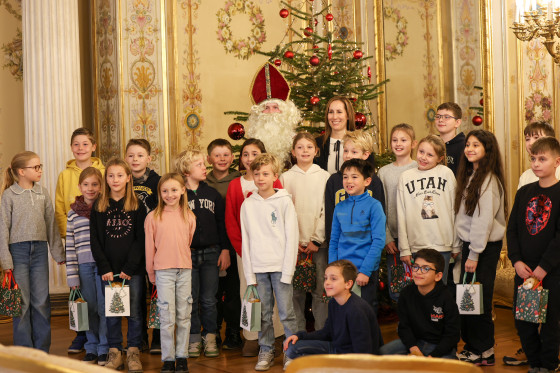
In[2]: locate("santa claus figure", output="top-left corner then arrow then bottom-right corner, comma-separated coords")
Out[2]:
245,63 -> 301,166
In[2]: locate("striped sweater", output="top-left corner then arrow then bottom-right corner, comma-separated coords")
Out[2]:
65,209 -> 95,287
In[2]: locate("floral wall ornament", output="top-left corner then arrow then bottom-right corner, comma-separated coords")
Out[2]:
216,0 -> 266,60
525,91 -> 552,123
384,7 -> 408,61
1,28 -> 22,81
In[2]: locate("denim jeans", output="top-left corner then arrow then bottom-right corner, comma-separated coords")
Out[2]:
78,262 -> 108,355
380,338 -> 457,359
103,275 -> 143,349
156,268 -> 193,362
190,246 -> 219,342
293,247 -> 328,331
285,339 -> 333,359
10,241 -> 51,352
256,272 -> 298,352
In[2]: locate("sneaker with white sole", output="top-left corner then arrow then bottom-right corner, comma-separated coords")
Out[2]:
188,341 -> 202,358
478,347 -> 495,366
283,353 -> 293,371
457,349 -> 481,364
255,349 -> 275,371
503,347 -> 529,366
203,333 -> 219,358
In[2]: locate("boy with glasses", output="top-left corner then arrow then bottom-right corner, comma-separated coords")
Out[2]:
380,249 -> 460,358
435,102 -> 465,176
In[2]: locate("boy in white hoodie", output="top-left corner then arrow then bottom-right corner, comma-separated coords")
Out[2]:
240,153 -> 299,371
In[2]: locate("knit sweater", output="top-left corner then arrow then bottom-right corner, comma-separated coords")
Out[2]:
279,164 -> 330,245
0,183 -> 65,270
455,173 -> 506,261
65,209 -> 95,287
206,169 -> 242,200
144,207 -> 196,283
377,161 -> 418,244
396,165 -> 461,257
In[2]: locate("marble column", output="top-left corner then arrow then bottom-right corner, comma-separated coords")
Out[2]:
23,0 -> 83,293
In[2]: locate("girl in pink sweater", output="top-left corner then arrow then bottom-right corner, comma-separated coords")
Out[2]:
145,173 -> 196,373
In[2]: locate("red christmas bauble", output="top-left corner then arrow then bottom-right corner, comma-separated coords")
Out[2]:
379,281 -> 385,291
310,96 -> 320,105
326,13 -> 334,21
228,123 -> 245,140
472,115 -> 483,126
274,59 -> 282,66
355,112 -> 367,129
309,55 -> 320,66
479,98 -> 484,106
304,27 -> 313,37
353,50 -> 363,59
313,45 -> 319,49
284,50 -> 294,59
279,8 -> 289,18
320,130 -> 325,135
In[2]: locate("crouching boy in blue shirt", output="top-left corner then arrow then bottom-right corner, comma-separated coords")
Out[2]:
283,260 -> 379,368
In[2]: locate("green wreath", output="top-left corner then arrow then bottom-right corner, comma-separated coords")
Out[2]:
384,7 -> 408,61
216,0 -> 266,60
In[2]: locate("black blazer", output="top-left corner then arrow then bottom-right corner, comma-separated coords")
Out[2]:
314,135 -> 376,171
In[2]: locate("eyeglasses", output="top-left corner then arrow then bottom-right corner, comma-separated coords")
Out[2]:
24,164 -> 43,172
411,264 -> 437,274
434,114 -> 457,121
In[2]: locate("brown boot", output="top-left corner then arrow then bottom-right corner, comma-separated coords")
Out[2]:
242,339 -> 259,357
127,347 -> 143,372
105,348 -> 124,370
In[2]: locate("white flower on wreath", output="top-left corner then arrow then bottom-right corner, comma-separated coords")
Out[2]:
226,40 -> 234,50
240,46 -> 249,57
235,0 -> 244,10
221,13 -> 230,24
248,37 -> 257,48
253,27 -> 261,38
222,28 -> 230,39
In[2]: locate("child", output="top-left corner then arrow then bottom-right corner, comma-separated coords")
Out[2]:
90,158 -> 146,372
283,260 -> 379,368
225,138 -> 284,357
455,130 -> 507,365
125,138 -> 161,354
65,167 -> 108,365
435,102 -> 465,175
324,130 -> 385,253
280,133 -> 331,331
507,136 -> 560,373
378,124 -> 417,300
329,159 -> 386,312
315,96 -> 356,174
0,151 -> 65,353
397,135 -> 461,282
55,127 -> 104,354
206,138 -> 243,350
145,173 -> 196,373
240,153 -> 298,371
175,149 -> 229,359
380,249 -> 459,358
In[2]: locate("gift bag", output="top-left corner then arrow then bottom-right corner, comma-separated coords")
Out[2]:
293,253 -> 316,292
105,280 -> 130,317
240,285 -> 261,332
389,256 -> 413,294
456,273 -> 483,315
148,287 -> 160,329
0,271 -> 22,317
68,289 -> 89,331
351,281 -> 362,297
515,280 -> 549,323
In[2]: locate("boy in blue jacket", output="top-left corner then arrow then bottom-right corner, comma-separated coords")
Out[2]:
329,158 -> 386,312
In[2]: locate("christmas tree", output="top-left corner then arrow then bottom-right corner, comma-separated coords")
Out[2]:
109,292 -> 125,314
69,307 -> 75,328
241,306 -> 249,327
460,290 -> 475,312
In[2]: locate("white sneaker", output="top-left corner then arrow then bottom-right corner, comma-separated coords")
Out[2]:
255,349 -> 275,371
188,341 -> 202,358
283,353 -> 293,371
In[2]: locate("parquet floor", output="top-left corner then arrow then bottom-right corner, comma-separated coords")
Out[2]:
0,307 -> 530,372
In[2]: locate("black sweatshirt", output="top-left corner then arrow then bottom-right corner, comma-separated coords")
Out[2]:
444,132 -> 465,176
507,181 -> 560,276
324,171 -> 386,245
187,181 -> 228,250
397,282 -> 460,357
296,293 -> 379,354
133,169 -> 161,213
90,198 -> 147,276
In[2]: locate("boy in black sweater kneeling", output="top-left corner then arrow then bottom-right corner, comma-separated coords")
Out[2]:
283,260 -> 379,369
381,249 -> 459,359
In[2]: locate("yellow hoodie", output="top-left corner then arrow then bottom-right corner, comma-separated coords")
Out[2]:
55,157 -> 105,237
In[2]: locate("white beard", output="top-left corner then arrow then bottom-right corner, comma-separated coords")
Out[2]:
246,112 -> 297,166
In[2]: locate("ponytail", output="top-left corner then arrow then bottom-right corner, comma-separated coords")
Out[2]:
2,151 -> 39,194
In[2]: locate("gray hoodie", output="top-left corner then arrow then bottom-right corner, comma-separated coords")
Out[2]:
0,183 -> 64,269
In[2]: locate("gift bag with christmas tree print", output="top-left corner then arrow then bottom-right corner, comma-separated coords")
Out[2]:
240,285 -> 261,332
105,280 -> 130,317
456,273 -> 483,315
515,280 -> 549,323
68,289 -> 89,331
0,271 -> 22,317
293,253 -> 316,291
148,287 -> 160,329
389,256 -> 413,294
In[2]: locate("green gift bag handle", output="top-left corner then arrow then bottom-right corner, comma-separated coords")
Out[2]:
69,288 -> 85,301
462,272 -> 477,284
108,279 -> 126,288
243,285 -> 260,302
